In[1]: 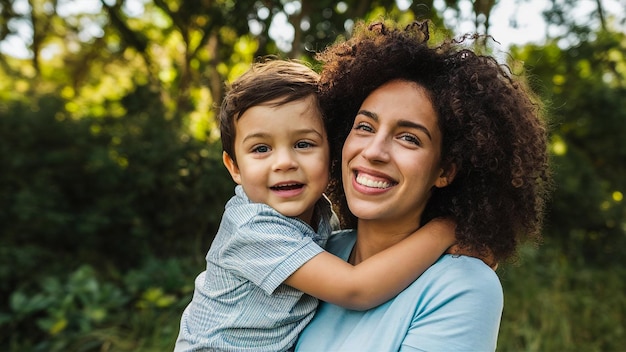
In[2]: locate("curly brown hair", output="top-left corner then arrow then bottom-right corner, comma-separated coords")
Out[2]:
317,21 -> 552,262
219,58 -> 320,164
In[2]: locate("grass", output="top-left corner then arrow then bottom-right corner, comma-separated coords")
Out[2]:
497,244 -> 625,351
136,245 -> 626,351
5,244 -> 623,351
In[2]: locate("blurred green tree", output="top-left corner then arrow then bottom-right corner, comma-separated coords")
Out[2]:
509,4 -> 626,267
0,0 -> 461,125
0,0 -> 625,348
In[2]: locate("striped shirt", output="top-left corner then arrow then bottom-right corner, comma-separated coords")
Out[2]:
175,185 -> 332,352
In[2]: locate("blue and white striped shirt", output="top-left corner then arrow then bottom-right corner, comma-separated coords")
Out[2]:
175,185 -> 333,351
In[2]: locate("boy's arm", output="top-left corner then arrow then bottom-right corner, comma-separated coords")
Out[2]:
283,218 -> 455,310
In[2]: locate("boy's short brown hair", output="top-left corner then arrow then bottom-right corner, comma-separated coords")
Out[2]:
219,59 -> 320,164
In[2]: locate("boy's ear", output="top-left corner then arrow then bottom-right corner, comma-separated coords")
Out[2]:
435,163 -> 457,188
222,151 -> 242,185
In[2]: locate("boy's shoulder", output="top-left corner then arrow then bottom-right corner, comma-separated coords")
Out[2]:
225,185 -> 322,226
227,186 -> 333,223
225,186 -> 285,220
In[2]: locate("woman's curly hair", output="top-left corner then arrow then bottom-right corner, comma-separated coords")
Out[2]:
317,20 -> 552,262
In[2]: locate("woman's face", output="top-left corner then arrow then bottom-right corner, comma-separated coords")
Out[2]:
342,80 -> 449,227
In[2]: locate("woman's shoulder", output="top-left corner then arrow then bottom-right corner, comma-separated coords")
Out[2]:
434,254 -> 500,276
393,255 -> 503,351
417,254 -> 503,302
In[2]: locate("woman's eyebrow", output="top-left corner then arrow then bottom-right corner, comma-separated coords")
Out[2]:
398,119 -> 432,140
357,109 -> 378,120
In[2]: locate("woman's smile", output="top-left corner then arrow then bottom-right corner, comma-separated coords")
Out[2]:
356,172 -> 394,189
342,79 -> 445,224
351,168 -> 398,195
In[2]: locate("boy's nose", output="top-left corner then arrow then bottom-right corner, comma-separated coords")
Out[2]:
273,149 -> 298,171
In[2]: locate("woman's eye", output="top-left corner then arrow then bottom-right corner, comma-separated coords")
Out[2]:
252,145 -> 270,153
295,141 -> 314,149
399,134 -> 421,146
354,122 -> 374,133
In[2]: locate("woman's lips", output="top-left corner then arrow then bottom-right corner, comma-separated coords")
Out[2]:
355,173 -> 393,189
352,170 -> 397,193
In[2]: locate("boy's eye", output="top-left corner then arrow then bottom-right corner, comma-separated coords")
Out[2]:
252,145 -> 270,153
295,141 -> 314,149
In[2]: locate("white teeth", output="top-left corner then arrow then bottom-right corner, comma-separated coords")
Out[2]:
356,174 -> 391,189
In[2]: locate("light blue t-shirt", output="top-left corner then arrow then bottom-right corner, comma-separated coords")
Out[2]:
296,229 -> 503,352
175,186 -> 333,352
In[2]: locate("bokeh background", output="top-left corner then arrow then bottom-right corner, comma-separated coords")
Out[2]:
1,0 -> 624,350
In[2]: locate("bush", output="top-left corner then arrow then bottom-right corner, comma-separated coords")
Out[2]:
498,243 -> 625,351
1,258 -> 196,351
0,90 -> 233,316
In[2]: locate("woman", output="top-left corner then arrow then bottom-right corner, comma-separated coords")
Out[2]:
296,20 -> 551,351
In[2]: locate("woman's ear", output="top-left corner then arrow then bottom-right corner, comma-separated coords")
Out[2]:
435,163 -> 457,188
222,151 -> 242,185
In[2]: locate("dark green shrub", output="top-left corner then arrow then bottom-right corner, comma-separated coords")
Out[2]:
3,265 -> 128,351
498,243 -> 626,351
0,88 -> 233,312
1,258 -> 198,351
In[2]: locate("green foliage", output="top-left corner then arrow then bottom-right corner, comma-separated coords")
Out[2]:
0,1 -> 624,350
0,88 -> 233,319
498,244 -> 625,351
510,27 -> 626,267
4,265 -> 128,351
1,258 -> 195,351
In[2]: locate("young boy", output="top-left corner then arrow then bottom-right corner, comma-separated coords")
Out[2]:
175,59 -> 455,352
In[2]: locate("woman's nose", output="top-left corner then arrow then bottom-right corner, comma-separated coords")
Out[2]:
360,134 -> 391,163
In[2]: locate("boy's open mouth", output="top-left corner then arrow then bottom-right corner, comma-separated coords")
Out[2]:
270,183 -> 304,191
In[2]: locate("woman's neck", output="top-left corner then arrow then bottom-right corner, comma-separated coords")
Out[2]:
349,218 -> 420,265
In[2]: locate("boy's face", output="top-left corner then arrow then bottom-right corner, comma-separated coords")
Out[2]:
223,95 -> 329,225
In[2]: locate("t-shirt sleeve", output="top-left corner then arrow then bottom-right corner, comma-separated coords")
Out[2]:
400,257 -> 504,352
217,209 -> 324,295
